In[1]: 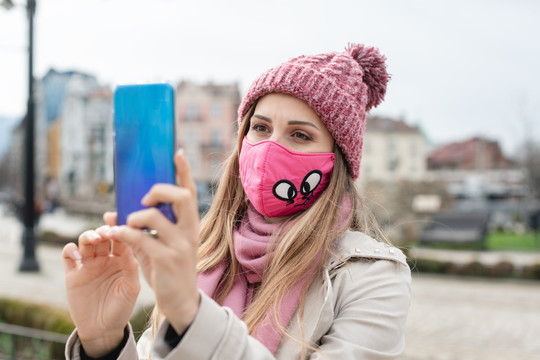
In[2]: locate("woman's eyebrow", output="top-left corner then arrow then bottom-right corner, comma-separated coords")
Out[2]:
253,114 -> 320,130
288,120 -> 320,130
252,114 -> 272,123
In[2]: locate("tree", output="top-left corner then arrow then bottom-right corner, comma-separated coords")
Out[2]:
520,140 -> 540,198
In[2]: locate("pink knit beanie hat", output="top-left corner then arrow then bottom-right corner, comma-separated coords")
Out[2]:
237,43 -> 389,180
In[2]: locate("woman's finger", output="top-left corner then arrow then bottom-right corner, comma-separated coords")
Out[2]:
103,212 -> 117,227
94,240 -> 110,257
111,225 -> 164,265
140,185 -> 199,229
110,236 -> 130,257
140,184 -> 186,208
173,150 -> 200,230
94,236 -> 110,257
78,230 -> 101,259
171,187 -> 199,234
95,226 -> 131,257
92,225 -> 113,257
62,242 -> 81,273
174,149 -> 198,198
126,208 -> 177,245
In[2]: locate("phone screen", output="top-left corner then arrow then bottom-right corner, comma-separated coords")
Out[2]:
113,83 -> 176,225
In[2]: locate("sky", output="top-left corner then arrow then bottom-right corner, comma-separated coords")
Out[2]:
1,0 -> 539,156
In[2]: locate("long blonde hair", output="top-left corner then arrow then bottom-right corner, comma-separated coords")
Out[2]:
150,103 -> 384,354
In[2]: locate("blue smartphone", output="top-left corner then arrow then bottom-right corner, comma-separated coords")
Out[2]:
113,83 -> 176,226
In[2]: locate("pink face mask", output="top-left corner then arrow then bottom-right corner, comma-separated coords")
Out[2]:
239,137 -> 335,218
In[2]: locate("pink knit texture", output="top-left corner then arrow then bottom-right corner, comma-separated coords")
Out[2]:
238,43 -> 389,180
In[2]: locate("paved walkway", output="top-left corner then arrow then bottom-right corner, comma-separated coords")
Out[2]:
401,274 -> 540,360
410,246 -> 540,267
0,209 -> 155,310
2,208 -> 540,359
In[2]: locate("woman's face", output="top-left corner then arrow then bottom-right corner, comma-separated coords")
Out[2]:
246,93 -> 334,153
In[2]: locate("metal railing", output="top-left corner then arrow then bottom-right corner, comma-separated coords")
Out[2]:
0,322 -> 69,360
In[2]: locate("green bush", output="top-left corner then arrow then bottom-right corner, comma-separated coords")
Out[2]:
0,298 -> 74,359
0,298 -> 157,358
0,298 -> 157,337
486,261 -> 514,278
523,264 -> 540,280
444,261 -> 480,276
408,258 -> 450,274
0,298 -> 74,334
408,258 -> 539,280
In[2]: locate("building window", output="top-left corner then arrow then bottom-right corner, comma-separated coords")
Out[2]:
410,139 -> 418,156
388,158 -> 399,172
186,104 -> 198,122
387,137 -> 396,154
384,136 -> 397,172
211,129 -> 222,147
186,130 -> 198,145
211,103 -> 221,118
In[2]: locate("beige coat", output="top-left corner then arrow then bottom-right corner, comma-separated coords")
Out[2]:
66,230 -> 411,359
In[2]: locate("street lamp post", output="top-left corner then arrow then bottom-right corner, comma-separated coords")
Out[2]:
1,0 -> 39,271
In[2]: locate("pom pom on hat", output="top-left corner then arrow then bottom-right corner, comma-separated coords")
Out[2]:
238,43 -> 390,180
346,43 -> 389,112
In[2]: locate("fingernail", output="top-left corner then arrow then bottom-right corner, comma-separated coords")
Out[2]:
141,194 -> 149,205
90,231 -> 101,241
176,148 -> 184,158
73,250 -> 82,260
111,226 -> 119,235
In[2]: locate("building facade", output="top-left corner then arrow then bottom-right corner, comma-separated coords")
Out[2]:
426,136 -> 533,231
3,74 -> 241,215
426,136 -> 522,201
428,136 -> 513,171
175,80 -> 241,205
359,116 -> 427,184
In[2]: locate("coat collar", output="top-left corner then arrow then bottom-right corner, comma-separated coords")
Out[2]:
327,230 -> 408,271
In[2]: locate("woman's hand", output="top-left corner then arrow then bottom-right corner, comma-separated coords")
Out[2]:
62,214 -> 140,357
111,149 -> 201,334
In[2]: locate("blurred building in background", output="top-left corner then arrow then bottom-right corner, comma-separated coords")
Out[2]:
428,136 -> 513,171
426,136 -> 525,201
426,136 -> 534,231
359,115 -> 428,184
38,69 -> 104,213
84,88 -> 115,199
0,73 -> 240,216
1,69 -> 536,233
0,120 -> 25,202
175,80 -> 241,210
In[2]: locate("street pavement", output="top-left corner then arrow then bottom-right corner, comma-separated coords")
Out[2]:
0,207 -> 155,310
1,207 -> 540,359
401,274 -> 540,360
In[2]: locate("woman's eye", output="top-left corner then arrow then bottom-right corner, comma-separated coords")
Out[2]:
252,124 -> 269,133
293,132 -> 312,141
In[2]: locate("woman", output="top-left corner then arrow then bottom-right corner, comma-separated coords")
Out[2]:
63,43 -> 411,359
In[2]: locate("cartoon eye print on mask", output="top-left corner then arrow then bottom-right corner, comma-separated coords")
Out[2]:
272,170 -> 323,207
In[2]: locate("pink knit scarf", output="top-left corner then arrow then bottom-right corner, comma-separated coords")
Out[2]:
197,205 -> 306,354
197,198 -> 352,354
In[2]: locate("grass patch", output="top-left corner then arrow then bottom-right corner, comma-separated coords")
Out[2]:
416,231 -> 540,251
487,231 -> 540,251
